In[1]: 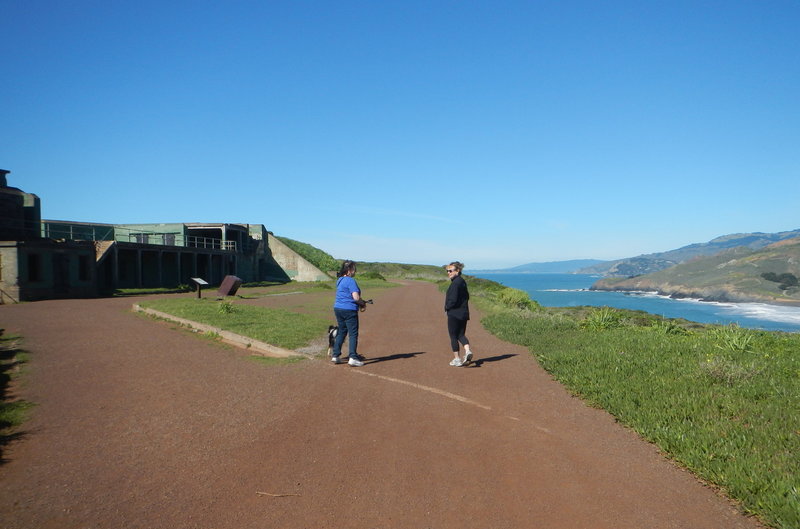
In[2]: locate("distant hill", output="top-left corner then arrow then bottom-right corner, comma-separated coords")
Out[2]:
472,259 -> 607,274
273,236 -> 448,281
591,237 -> 800,306
577,229 -> 800,277
357,261 -> 445,281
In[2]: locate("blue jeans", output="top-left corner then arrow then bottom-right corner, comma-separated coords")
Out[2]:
333,308 -> 359,359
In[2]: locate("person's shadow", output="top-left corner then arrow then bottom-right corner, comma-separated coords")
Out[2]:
466,353 -> 517,368
365,351 -> 425,364
362,352 -> 518,367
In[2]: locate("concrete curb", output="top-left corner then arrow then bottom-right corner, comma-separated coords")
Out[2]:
132,304 -> 299,358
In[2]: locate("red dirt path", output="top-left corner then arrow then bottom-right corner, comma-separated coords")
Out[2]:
0,281 -> 764,528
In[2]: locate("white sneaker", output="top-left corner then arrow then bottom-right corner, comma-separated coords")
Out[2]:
331,356 -> 342,364
450,358 -> 463,367
464,350 -> 473,364
348,357 -> 364,367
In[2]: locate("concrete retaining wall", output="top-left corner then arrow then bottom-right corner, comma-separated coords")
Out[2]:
267,234 -> 331,282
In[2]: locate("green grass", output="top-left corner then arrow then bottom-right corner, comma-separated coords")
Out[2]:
481,303 -> 800,529
1,333 -> 35,433
234,279 -> 396,322
247,355 -> 307,366
138,297 -> 330,350
1,400 -> 35,432
137,279 -> 396,352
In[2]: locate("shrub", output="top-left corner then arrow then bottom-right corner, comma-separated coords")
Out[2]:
761,272 -> 779,282
709,324 -> 755,353
357,271 -> 386,281
580,306 -> 626,330
761,271 -> 799,290
649,319 -> 689,335
778,273 -> 798,289
218,301 -> 236,314
497,287 -> 534,310
700,354 -> 763,386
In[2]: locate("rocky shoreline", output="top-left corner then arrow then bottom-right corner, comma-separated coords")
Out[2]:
591,279 -> 800,308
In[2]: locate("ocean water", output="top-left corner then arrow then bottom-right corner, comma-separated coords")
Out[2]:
472,273 -> 800,333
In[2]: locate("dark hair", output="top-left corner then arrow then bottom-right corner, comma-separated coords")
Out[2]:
447,261 -> 464,275
337,260 -> 357,278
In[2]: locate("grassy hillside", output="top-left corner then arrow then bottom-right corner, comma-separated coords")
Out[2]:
579,229 -> 800,277
274,236 -> 340,274
274,236 -> 447,280
357,261 -> 445,281
593,238 -> 800,305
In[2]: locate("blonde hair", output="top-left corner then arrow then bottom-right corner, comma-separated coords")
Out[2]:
447,261 -> 464,274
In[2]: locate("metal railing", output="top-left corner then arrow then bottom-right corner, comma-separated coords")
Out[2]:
187,236 -> 237,251
41,224 -> 115,241
40,222 -> 243,252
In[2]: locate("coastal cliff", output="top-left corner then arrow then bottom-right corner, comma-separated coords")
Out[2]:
591,238 -> 800,307
579,229 -> 800,277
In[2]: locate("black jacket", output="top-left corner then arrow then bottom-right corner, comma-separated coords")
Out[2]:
444,274 -> 470,320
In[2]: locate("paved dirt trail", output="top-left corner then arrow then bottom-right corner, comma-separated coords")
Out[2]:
0,281 -> 763,528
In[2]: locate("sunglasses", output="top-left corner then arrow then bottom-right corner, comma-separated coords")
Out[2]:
446,269 -> 456,273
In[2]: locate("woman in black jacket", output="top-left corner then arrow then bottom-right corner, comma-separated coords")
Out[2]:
444,261 -> 474,367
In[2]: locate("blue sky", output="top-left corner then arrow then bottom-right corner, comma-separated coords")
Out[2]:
2,1 -> 798,270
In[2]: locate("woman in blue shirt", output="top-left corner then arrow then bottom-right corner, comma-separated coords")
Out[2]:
331,260 -> 367,366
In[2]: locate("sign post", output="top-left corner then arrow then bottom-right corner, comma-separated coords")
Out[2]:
190,277 -> 209,298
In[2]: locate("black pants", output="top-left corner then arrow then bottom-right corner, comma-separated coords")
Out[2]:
447,316 -> 469,352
